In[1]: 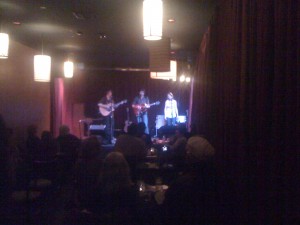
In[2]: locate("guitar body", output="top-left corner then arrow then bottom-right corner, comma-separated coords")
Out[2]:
99,103 -> 114,116
133,101 -> 160,116
133,104 -> 148,116
98,100 -> 127,116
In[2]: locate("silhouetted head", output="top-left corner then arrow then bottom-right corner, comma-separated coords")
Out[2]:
81,136 -> 101,160
41,131 -> 53,141
101,152 -> 132,193
175,124 -> 187,136
186,136 -> 215,164
128,123 -> 138,136
137,122 -> 146,134
59,125 -> 70,136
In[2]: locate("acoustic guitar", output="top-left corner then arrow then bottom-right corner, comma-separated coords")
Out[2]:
98,99 -> 127,116
133,101 -> 160,116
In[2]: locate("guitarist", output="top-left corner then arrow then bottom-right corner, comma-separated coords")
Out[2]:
98,90 -> 115,144
132,89 -> 150,134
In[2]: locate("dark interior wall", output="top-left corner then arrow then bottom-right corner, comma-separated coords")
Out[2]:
69,69 -> 191,132
194,0 -> 300,222
0,39 -> 50,144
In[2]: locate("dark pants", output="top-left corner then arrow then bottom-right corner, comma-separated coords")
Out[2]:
104,115 -> 114,143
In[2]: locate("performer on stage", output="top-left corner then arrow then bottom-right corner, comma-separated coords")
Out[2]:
132,89 -> 150,134
164,92 -> 178,126
98,90 -> 115,144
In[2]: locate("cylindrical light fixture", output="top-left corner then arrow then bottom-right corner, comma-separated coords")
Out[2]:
34,55 -> 51,82
143,0 -> 163,41
64,60 -> 74,78
0,33 -> 9,59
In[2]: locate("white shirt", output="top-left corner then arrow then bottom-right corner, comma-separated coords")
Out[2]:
164,99 -> 178,119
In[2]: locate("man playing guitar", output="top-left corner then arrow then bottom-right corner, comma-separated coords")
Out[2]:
98,90 -> 115,144
132,89 -> 150,134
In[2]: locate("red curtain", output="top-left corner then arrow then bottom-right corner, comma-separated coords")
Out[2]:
52,78 -> 75,137
194,0 -> 300,222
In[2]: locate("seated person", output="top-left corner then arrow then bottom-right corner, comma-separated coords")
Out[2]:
26,124 -> 42,162
136,122 -> 152,148
88,152 -> 138,224
163,136 -> 218,225
162,125 -> 187,168
74,136 -> 103,209
40,131 -> 59,161
115,123 -> 147,180
56,125 -> 81,170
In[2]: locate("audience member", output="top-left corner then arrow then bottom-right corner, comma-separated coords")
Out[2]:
40,131 -> 59,161
89,152 -> 138,224
166,125 -> 187,168
74,136 -> 103,209
163,136 -> 218,225
137,122 -> 152,148
115,123 -> 146,180
0,114 -> 9,205
26,124 -> 41,162
56,125 -> 81,169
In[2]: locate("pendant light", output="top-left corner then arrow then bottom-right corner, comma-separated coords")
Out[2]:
34,37 -> 51,82
143,0 -> 163,40
0,32 -> 9,59
0,11 -> 9,59
64,60 -> 74,78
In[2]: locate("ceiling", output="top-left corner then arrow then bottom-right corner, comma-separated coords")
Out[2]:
0,0 -> 216,68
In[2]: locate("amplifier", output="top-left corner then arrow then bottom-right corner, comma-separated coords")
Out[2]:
89,124 -> 106,130
89,124 -> 106,136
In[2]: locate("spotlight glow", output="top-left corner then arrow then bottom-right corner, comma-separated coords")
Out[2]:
179,75 -> 185,82
185,77 -> 191,83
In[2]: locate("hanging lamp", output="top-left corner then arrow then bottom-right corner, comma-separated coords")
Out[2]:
34,37 -> 51,82
0,32 -> 9,58
64,60 -> 74,78
34,55 -> 51,82
143,0 -> 163,40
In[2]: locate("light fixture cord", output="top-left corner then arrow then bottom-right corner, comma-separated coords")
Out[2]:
41,34 -> 44,55
0,9 -> 2,31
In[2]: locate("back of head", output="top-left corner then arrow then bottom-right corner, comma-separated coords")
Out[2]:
176,124 -> 187,135
137,122 -> 146,134
127,123 -> 138,136
59,125 -> 70,136
41,131 -> 52,141
186,136 -> 215,164
81,136 -> 101,160
101,152 -> 132,193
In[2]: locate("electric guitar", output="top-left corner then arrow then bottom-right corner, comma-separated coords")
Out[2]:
98,99 -> 127,116
133,101 -> 160,116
